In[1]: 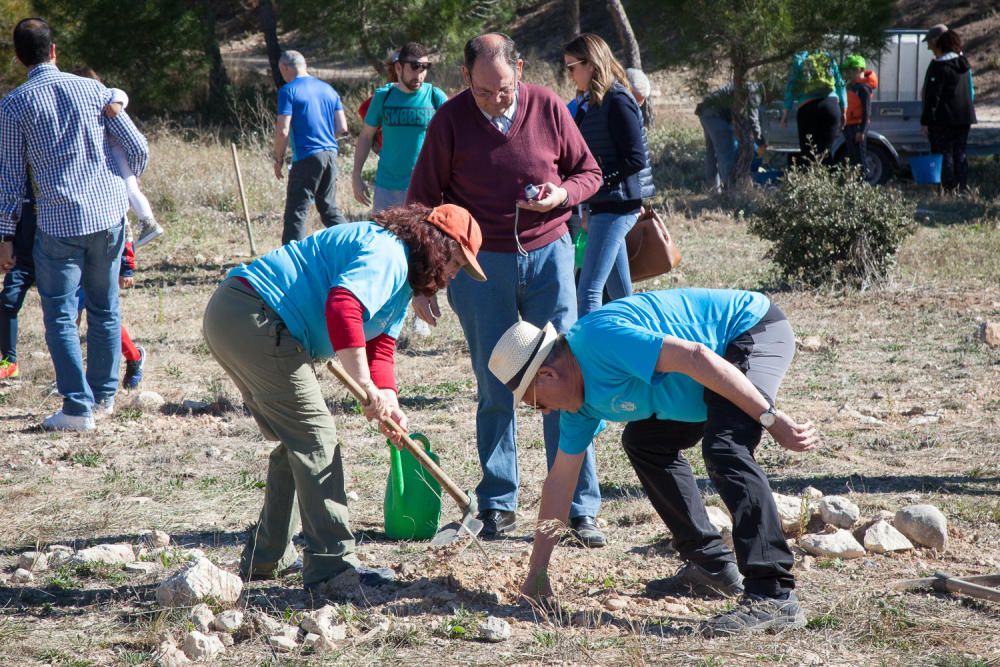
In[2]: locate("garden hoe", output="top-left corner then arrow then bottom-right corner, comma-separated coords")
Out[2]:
327,360 -> 483,546
891,572 -> 1000,603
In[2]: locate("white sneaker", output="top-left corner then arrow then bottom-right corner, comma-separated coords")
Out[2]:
94,398 -> 115,420
42,410 -> 96,432
134,218 -> 163,248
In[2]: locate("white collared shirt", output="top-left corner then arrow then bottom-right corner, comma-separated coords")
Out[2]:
480,90 -> 518,135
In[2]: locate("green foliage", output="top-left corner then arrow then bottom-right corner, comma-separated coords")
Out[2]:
0,0 -> 35,92
32,0 -> 213,114
279,0 -> 520,73
626,0 -> 894,187
748,162 -> 915,289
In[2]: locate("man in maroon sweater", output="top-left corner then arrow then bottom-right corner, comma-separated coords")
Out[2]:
408,33 -> 605,545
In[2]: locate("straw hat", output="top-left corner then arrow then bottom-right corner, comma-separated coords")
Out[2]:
488,321 -> 558,404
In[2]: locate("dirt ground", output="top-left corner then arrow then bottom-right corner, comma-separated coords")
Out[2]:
0,122 -> 998,667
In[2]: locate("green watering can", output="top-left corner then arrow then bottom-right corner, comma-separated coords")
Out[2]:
383,433 -> 443,540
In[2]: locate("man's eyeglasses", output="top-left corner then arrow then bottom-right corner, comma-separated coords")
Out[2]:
402,61 -> 431,72
565,59 -> 586,73
469,75 -> 518,100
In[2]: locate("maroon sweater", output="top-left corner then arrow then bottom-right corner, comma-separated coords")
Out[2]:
407,82 -> 601,253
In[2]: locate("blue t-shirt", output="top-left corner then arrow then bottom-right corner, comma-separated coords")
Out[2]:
228,222 -> 412,358
277,75 -> 344,162
559,289 -> 771,455
364,82 -> 447,191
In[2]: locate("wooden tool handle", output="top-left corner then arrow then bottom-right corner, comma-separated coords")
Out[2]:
326,360 -> 471,510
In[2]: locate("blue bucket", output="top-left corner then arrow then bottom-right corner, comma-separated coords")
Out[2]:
911,154 -> 943,185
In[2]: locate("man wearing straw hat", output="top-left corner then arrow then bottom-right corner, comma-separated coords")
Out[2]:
489,288 -> 820,637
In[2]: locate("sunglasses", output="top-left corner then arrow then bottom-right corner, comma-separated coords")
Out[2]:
402,61 -> 431,72
565,59 -> 586,73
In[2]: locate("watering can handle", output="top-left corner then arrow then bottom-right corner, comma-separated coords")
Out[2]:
326,360 -> 472,511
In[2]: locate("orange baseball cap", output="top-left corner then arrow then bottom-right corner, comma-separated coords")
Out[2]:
424,204 -> 487,282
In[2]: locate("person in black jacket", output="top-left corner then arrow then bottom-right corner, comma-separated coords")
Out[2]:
921,28 -> 977,193
563,33 -> 653,321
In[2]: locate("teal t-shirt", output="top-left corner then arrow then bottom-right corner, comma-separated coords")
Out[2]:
558,289 -> 771,455
364,82 -> 447,191
228,222 -> 412,358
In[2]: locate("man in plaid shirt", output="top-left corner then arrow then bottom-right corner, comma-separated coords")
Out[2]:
0,18 -> 149,431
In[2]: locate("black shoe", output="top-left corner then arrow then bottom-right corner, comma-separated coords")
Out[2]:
241,556 -> 303,581
478,509 -> 517,540
700,591 -> 806,637
647,560 -> 744,598
568,516 -> 606,548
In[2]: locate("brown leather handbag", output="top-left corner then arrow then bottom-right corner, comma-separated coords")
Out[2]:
625,207 -> 682,283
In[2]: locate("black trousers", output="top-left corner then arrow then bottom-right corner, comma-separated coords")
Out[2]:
843,125 -> 868,180
928,124 -> 970,192
282,150 -> 349,245
621,304 -> 796,598
795,96 -> 841,165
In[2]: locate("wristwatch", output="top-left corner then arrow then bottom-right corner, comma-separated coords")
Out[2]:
759,406 -> 777,428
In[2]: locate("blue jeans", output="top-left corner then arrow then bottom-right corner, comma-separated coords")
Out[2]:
34,221 -> 125,416
447,232 -> 601,519
700,112 -> 736,192
577,209 -> 639,316
0,191 -> 38,363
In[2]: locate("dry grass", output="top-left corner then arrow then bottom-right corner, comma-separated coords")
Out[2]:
0,126 -> 998,666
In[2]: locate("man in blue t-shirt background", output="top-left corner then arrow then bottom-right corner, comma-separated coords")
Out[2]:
273,50 -> 349,245
351,42 -> 447,213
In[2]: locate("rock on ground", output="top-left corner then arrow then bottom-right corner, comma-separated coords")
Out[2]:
818,496 -> 861,529
798,529 -> 866,559
125,561 -> 160,575
303,632 -> 337,652
181,631 -> 225,661
212,610 -> 244,634
12,568 -> 34,584
136,391 -> 166,410
268,634 -> 299,653
480,615 -> 511,642
802,486 -> 824,500
46,545 -> 74,567
772,492 -> 805,535
300,605 -> 347,642
72,543 -> 136,565
894,505 -> 948,551
864,520 -> 914,554
153,640 -> 190,667
978,321 -> 1000,347
150,530 -> 171,548
853,510 -> 896,543
17,551 -> 48,572
604,596 -> 629,611
156,557 -> 243,607
798,335 -> 825,352
705,506 -> 733,547
190,603 -> 215,633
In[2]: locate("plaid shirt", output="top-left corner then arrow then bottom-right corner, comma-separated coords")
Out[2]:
0,64 -> 148,238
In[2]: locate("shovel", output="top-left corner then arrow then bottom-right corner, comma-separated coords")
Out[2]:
326,360 -> 483,545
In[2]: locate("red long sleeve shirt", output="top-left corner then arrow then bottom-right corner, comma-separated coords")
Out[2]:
326,287 -> 396,392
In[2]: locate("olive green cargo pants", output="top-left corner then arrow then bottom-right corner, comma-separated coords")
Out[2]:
203,277 -> 359,585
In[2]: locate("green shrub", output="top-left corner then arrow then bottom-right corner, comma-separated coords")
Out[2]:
748,162 -> 915,288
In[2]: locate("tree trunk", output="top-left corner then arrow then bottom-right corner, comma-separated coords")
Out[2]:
606,0 -> 641,70
730,57 -> 755,191
202,0 -> 230,122
566,0 -> 580,40
258,0 -> 283,89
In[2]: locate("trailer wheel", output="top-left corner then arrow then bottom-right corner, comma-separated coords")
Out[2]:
865,143 -> 893,185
